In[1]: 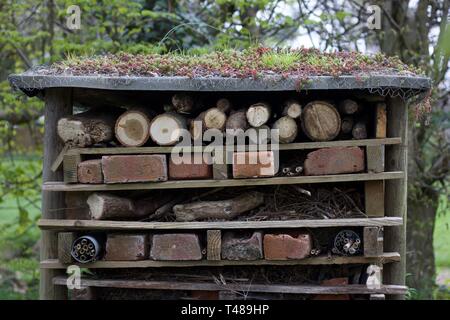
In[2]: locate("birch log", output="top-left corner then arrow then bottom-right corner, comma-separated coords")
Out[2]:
204,107 -> 227,130
174,191 -> 264,221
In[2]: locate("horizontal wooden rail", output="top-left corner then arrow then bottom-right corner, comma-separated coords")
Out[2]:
38,217 -> 403,231
53,276 -> 407,295
67,138 -> 402,155
42,171 -> 404,191
41,252 -> 400,269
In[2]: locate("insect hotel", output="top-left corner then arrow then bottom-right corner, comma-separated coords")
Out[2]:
9,50 -> 431,300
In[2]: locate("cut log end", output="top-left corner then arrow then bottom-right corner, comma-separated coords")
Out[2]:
283,100 -> 302,119
172,93 -> 194,114
115,111 -> 152,147
301,101 -> 341,141
246,102 -> 271,127
272,116 -> 298,143
150,113 -> 188,146
339,99 -> 360,115
204,108 -> 227,130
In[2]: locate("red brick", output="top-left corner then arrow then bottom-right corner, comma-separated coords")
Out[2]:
168,153 -> 212,180
221,231 -> 263,260
150,233 -> 202,260
104,234 -> 149,261
263,233 -> 312,260
78,159 -> 103,184
232,151 -> 277,178
102,155 -> 167,183
304,147 -> 364,176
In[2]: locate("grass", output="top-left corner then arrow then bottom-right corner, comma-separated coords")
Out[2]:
434,211 -> 450,269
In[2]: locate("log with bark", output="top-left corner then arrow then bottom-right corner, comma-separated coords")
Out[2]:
272,116 -> 298,143
115,108 -> 154,147
341,116 -> 355,134
57,108 -> 123,147
301,101 -> 341,141
246,102 -> 271,127
216,98 -> 232,113
338,99 -> 360,115
282,100 -> 302,119
173,191 -> 264,221
225,109 -> 249,135
150,112 -> 188,145
352,121 -> 368,139
171,93 -> 195,114
133,193 -> 175,217
87,193 -> 136,220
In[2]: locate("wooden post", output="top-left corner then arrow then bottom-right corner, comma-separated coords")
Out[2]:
58,232 -> 76,264
207,230 -> 222,261
384,97 -> 407,299
41,88 -> 73,300
366,145 -> 385,173
363,227 -> 383,257
63,154 -> 81,183
364,180 -> 385,217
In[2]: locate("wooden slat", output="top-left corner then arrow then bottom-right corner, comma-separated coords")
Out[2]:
363,227 -> 383,257
63,154 -> 81,183
375,103 -> 387,138
65,138 -> 402,156
41,88 -> 73,300
38,217 -> 403,231
52,276 -> 408,295
207,230 -> 221,260
366,145 -> 385,173
57,232 -> 76,264
365,180 -> 385,217
41,252 -> 400,269
42,171 -> 405,192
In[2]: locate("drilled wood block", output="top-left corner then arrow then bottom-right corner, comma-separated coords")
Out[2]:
365,180 -> 385,217
364,227 -> 383,257
375,102 -> 387,138
58,232 -> 76,264
207,230 -> 221,261
63,154 -> 82,183
104,234 -> 149,261
366,145 -> 385,173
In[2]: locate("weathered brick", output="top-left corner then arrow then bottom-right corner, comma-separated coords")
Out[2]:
263,233 -> 312,260
232,151 -> 277,178
104,234 -> 149,261
168,153 -> 212,180
312,277 -> 350,300
78,159 -> 103,184
221,231 -> 263,260
102,155 -> 167,183
304,147 -> 364,176
150,233 -> 202,260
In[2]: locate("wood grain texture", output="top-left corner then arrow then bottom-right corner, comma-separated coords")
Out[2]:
365,180 -> 385,217
64,138 -> 402,156
41,88 -> 73,300
375,102 -> 387,138
63,154 -> 81,183
45,172 -> 404,191
52,276 -> 407,295
384,97 -> 407,300
57,232 -> 76,264
41,252 -> 400,269
364,227 -> 383,257
207,230 -> 222,260
38,217 -> 403,231
366,145 -> 385,173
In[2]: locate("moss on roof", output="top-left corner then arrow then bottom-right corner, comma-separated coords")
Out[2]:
51,47 -> 423,78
